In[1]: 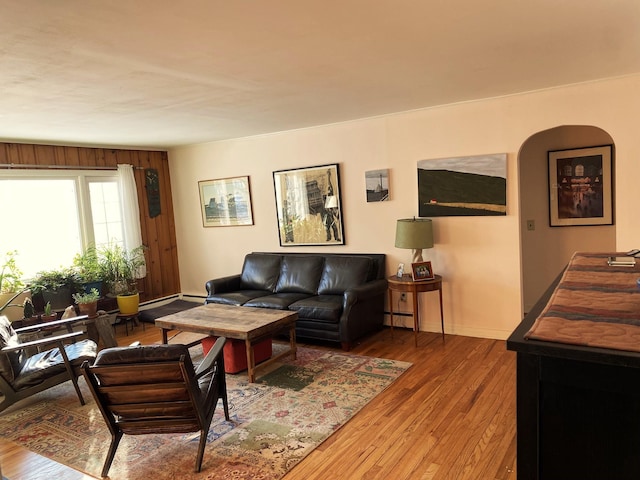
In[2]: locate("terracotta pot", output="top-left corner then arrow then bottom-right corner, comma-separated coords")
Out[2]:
77,301 -> 98,318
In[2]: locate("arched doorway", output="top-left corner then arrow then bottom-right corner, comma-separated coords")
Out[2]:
519,125 -> 616,313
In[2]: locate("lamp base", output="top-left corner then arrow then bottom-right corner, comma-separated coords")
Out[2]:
412,249 -> 423,264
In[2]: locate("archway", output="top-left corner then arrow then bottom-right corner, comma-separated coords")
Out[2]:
519,125 -> 616,313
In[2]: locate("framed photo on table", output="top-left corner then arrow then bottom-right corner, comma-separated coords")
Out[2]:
411,261 -> 434,281
273,163 -> 344,246
198,176 -> 254,227
548,145 -> 613,227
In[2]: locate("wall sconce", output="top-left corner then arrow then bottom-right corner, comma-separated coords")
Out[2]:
395,217 -> 434,264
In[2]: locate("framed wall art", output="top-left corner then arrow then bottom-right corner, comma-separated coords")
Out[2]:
273,163 -> 345,246
417,153 -> 507,217
365,169 -> 389,202
198,176 -> 254,227
548,145 -> 613,227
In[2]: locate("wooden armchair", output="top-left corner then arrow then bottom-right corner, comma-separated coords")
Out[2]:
81,337 -> 230,477
0,314 -> 97,414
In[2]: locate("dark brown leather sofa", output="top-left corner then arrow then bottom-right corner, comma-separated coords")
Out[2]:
205,252 -> 387,350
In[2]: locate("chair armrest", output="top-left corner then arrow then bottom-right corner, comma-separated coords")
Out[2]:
206,275 -> 241,295
2,331 -> 86,353
14,315 -> 89,335
195,336 -> 226,378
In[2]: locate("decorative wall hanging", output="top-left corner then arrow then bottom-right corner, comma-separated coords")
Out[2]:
145,168 -> 161,218
365,169 -> 389,202
273,164 -> 345,246
548,145 -> 613,227
417,153 -> 507,217
198,176 -> 254,227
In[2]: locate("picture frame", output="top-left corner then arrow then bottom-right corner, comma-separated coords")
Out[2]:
273,163 -> 345,246
198,176 -> 254,227
365,169 -> 389,202
411,261 -> 434,281
548,145 -> 613,227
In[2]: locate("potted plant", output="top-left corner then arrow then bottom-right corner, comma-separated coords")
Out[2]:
73,246 -> 103,294
72,288 -> 100,318
29,267 -> 80,312
0,250 -> 31,322
99,244 -> 146,315
40,301 -> 57,322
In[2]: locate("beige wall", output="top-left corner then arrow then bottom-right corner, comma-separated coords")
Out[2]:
169,74 -> 640,340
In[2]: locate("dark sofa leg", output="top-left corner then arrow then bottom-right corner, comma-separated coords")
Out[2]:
341,342 -> 351,351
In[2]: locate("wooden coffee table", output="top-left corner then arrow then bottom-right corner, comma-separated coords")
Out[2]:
154,303 -> 298,382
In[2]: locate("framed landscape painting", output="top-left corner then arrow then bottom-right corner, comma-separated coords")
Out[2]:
417,154 -> 507,217
548,145 -> 613,227
273,164 -> 344,246
198,176 -> 254,227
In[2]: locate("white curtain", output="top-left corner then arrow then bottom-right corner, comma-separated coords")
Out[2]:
117,164 -> 146,278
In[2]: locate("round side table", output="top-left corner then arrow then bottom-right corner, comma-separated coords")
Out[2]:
387,274 -> 445,346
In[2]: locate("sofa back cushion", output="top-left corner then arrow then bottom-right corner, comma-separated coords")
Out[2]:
275,256 -> 324,294
317,256 -> 372,295
240,254 -> 282,292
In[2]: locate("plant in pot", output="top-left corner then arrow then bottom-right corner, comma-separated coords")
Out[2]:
0,250 -> 31,322
29,267 -> 80,312
73,246 -> 103,294
99,244 -> 146,315
72,288 -> 101,318
21,297 -> 37,327
40,301 -> 57,322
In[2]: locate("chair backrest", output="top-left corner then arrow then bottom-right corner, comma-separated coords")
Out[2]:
0,315 -> 25,383
84,344 -> 207,435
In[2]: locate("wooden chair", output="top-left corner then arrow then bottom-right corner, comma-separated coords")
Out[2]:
81,338 -> 230,477
0,314 -> 97,414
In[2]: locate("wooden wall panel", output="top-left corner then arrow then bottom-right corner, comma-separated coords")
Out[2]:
0,142 -> 180,302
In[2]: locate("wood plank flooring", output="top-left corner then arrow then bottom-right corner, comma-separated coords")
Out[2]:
0,325 -> 516,480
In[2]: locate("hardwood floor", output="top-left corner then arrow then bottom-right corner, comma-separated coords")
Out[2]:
0,324 -> 517,480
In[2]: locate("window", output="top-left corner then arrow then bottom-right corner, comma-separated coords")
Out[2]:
0,170 -> 125,279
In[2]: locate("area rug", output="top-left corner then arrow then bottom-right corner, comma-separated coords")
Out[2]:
0,346 -> 411,479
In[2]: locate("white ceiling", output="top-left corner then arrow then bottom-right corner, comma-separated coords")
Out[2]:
2,1 -> 640,149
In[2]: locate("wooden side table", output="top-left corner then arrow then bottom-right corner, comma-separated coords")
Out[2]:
388,274 -> 444,346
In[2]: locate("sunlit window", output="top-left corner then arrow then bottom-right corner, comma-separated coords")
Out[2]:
0,170 -> 124,279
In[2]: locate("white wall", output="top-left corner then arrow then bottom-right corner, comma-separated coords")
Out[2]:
169,74 -> 640,340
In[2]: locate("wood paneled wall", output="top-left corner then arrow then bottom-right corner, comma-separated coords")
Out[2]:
0,142 -> 180,302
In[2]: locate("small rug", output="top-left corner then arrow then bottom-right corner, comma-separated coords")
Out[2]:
0,346 -> 410,479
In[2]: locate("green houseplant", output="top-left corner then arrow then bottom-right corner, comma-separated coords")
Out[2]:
99,244 -> 146,315
73,245 -> 103,294
29,267 -> 80,312
72,288 -> 101,318
0,250 -> 31,321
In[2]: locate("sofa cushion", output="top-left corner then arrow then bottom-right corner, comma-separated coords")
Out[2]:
240,254 -> 282,292
207,290 -> 271,306
317,256 -> 372,295
275,256 -> 324,294
244,292 -> 310,309
289,295 -> 343,323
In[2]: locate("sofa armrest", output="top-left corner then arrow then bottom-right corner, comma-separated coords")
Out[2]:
206,274 -> 241,295
343,278 -> 389,306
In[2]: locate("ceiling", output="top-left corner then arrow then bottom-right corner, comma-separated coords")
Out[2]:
2,1 -> 640,150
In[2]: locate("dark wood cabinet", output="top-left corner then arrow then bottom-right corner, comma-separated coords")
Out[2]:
507,275 -> 640,480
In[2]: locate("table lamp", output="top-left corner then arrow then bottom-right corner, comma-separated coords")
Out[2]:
395,217 -> 434,264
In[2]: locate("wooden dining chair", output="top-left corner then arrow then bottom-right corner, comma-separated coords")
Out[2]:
81,337 -> 229,477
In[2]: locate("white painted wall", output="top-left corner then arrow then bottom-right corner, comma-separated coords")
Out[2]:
169,74 -> 640,340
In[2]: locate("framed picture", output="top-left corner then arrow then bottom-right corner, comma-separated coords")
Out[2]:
365,169 -> 389,202
198,176 -> 254,227
273,163 -> 345,246
548,145 -> 613,227
411,261 -> 434,281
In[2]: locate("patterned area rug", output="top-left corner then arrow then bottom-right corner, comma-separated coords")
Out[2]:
0,346 -> 410,479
